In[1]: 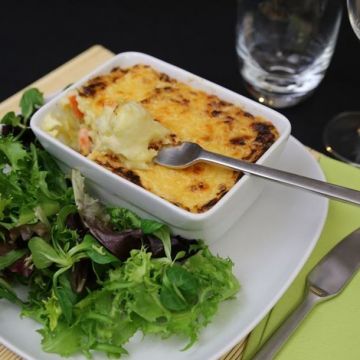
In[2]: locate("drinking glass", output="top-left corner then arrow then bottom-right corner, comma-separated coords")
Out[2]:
323,0 -> 360,167
236,0 -> 342,108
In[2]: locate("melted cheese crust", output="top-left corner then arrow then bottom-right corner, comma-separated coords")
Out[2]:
76,65 -> 279,213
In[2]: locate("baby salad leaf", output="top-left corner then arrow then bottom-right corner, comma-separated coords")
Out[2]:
20,88 -> 44,121
67,234 -> 119,265
142,221 -> 175,260
0,136 -> 28,170
82,235 -> 120,265
153,226 -> 172,261
43,291 -> 62,331
0,137 -> 72,230
0,196 -> 11,218
55,274 -> 78,324
88,224 -> 143,261
0,111 -> 21,126
8,222 -> 49,242
0,277 -> 23,304
39,322 -> 84,357
0,248 -> 27,270
72,170 -> 200,262
140,219 -> 164,234
184,247 -> 240,301
37,150 -> 69,197
28,237 -> 69,269
72,169 -> 109,226
108,208 -> 141,231
71,260 -> 91,294
160,265 -> 199,311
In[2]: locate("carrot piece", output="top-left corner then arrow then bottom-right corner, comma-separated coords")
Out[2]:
69,95 -> 84,119
79,127 -> 91,155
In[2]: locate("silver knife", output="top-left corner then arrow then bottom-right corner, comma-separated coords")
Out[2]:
252,227 -> 360,360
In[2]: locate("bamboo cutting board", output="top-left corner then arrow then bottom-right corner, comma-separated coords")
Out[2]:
0,45 -> 246,360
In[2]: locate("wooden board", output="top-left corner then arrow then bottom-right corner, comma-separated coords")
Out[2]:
0,45 -> 246,360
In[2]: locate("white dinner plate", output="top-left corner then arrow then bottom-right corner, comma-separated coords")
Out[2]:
0,136 -> 328,360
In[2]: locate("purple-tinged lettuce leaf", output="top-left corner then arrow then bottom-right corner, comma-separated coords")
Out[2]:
9,222 -> 49,242
88,223 -> 143,261
8,254 -> 33,278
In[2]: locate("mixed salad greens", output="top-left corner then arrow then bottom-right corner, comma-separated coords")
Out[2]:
0,89 -> 240,358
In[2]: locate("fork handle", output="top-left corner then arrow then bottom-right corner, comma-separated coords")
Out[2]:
201,150 -> 360,206
252,291 -> 321,360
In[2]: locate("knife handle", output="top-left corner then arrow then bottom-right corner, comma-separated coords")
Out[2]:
251,291 -> 322,360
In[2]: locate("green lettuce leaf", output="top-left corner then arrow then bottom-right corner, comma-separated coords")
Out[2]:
20,88 -> 44,121
55,274 -> 78,324
108,207 -> 141,231
160,265 -> 199,311
36,247 -> 239,357
39,322 -> 84,357
28,237 -> 70,269
82,235 -> 120,265
0,277 -> 23,304
0,136 -> 28,170
0,248 -> 27,270
0,111 -> 21,126
0,138 -> 72,229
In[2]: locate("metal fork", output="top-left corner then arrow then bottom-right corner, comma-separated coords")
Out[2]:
155,142 -> 360,206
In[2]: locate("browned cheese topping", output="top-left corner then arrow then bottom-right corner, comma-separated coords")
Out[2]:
77,64 -> 279,213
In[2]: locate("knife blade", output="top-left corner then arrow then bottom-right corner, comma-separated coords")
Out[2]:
252,227 -> 360,360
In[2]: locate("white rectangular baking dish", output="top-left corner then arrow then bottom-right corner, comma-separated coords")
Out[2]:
31,52 -> 291,243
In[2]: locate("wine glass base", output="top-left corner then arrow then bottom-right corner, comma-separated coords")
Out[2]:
244,81 -> 314,109
323,112 -> 360,167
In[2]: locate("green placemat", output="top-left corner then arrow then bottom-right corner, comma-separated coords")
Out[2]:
243,154 -> 360,360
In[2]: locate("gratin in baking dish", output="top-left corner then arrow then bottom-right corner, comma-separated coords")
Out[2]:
31,52 -> 291,242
